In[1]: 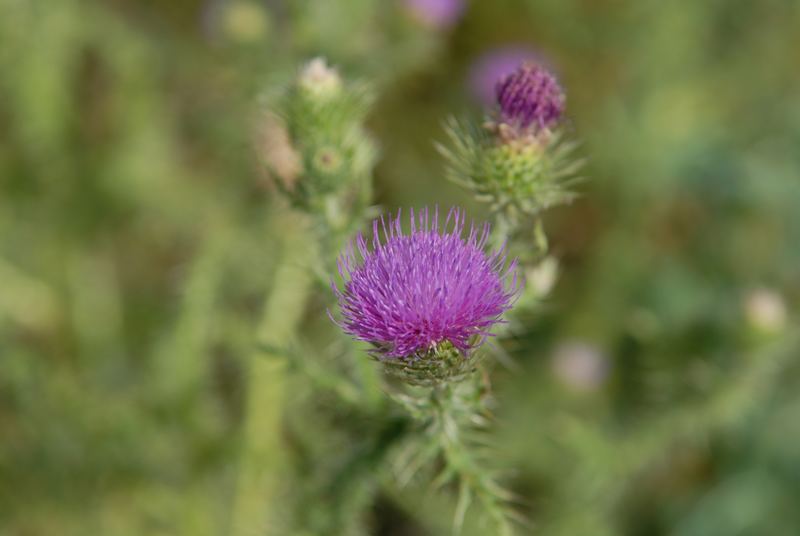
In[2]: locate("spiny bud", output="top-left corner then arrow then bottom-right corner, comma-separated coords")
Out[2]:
271,58 -> 376,214
312,146 -> 343,174
298,57 -> 342,98
440,59 -> 580,219
495,63 -> 565,134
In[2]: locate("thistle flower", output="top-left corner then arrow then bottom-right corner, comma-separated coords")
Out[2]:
332,207 -> 519,364
495,63 -> 565,132
404,0 -> 465,29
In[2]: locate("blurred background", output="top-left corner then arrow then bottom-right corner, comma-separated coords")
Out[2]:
1,0 -> 799,534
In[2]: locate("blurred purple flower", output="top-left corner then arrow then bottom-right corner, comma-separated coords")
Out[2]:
496,63 -> 565,130
332,207 -> 519,358
469,46 -> 543,106
404,0 -> 465,29
551,341 -> 609,392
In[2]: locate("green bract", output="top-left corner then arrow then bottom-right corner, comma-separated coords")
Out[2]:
378,340 -> 482,386
440,118 -> 583,218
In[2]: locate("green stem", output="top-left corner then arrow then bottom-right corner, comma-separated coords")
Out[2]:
229,208 -> 314,536
431,383 -> 516,536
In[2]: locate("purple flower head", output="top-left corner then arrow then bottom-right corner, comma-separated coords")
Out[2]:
469,46 -> 542,106
404,0 -> 465,29
496,63 -> 565,131
332,207 -> 519,359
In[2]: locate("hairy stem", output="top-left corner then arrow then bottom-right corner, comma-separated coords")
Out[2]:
230,208 -> 314,536
431,383 -> 517,536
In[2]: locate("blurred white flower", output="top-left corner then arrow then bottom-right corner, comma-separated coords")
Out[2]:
526,256 -> 559,298
744,287 -> 787,334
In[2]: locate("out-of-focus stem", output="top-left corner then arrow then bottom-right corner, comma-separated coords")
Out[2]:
230,207 -> 314,536
549,330 -> 800,534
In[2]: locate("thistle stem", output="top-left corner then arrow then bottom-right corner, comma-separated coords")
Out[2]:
230,208 -> 314,536
430,382 -> 516,535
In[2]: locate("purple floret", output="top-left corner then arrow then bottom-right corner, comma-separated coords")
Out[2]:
495,63 -> 565,130
332,207 -> 519,358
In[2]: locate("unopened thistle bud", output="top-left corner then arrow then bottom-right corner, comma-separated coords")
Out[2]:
441,61 -> 581,220
495,63 -> 565,134
267,58 -> 376,222
331,207 -> 520,384
298,57 -> 342,98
